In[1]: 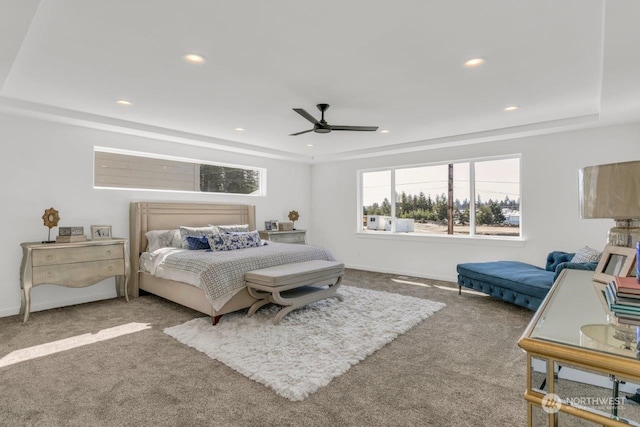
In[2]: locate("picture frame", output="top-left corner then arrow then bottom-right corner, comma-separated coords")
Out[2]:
270,220 -> 278,230
592,245 -> 637,283
91,225 -> 112,240
264,221 -> 272,231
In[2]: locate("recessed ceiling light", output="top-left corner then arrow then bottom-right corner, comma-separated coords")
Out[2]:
116,100 -> 132,106
235,127 -> 245,132
380,129 -> 390,134
463,58 -> 485,68
183,54 -> 206,64
504,105 -> 520,112
306,144 -> 314,147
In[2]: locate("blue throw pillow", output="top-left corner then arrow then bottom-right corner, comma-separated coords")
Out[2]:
186,235 -> 211,250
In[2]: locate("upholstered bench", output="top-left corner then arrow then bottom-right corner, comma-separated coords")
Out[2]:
244,260 -> 345,324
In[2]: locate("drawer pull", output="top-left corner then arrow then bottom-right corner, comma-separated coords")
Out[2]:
47,255 -> 53,261
106,250 -> 112,256
108,266 -> 113,271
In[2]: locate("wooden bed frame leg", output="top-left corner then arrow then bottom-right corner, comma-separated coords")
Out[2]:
212,315 -> 223,326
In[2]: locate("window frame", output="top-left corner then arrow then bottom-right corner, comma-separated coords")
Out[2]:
93,146 -> 267,197
357,154 -> 522,241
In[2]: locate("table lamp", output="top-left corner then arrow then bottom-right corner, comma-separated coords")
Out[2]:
579,160 -> 640,248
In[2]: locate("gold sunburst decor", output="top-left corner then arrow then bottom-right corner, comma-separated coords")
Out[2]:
42,207 -> 60,243
288,210 -> 299,230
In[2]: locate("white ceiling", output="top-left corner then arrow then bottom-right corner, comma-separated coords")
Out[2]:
1,0 -> 639,162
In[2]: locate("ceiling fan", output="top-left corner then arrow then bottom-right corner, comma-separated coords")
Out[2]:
290,104 -> 378,136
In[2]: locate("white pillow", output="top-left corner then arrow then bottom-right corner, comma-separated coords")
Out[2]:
179,226 -> 219,248
571,246 -> 602,263
211,224 -> 250,233
145,229 -> 182,252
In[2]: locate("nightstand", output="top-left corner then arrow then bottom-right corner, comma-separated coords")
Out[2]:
19,238 -> 130,322
258,229 -> 307,244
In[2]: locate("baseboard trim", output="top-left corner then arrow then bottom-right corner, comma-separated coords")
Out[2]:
344,263 -> 458,284
0,292 -> 117,318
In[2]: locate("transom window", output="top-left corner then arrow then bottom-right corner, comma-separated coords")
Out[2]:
359,156 -> 520,238
94,147 -> 265,196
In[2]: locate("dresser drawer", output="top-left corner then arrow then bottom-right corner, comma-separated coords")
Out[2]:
270,233 -> 305,244
32,244 -> 124,266
32,259 -> 125,287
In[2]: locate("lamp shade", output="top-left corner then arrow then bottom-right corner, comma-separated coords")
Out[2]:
579,160 -> 640,220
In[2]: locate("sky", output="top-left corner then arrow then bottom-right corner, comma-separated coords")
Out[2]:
362,158 -> 520,206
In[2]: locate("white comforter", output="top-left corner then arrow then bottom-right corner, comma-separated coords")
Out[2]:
141,242 -> 335,310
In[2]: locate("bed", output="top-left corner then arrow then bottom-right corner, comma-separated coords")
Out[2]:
129,201 -> 334,324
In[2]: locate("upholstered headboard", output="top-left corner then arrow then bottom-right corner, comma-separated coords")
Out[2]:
129,201 -> 256,295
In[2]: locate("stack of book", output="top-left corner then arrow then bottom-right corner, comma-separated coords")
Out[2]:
604,276 -> 640,325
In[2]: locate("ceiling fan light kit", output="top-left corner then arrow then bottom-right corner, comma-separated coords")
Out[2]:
290,104 -> 378,136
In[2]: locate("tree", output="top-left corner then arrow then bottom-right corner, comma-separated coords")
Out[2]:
200,165 -> 259,194
434,193 -> 448,221
417,192 -> 428,211
425,195 -> 434,212
399,191 -> 408,216
457,209 -> 470,225
476,205 -> 493,225
381,198 -> 392,215
489,201 -> 506,223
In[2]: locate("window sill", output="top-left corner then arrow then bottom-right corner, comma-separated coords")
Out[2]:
355,230 -> 526,247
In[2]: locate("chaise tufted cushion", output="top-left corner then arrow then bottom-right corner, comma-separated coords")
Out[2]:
456,273 -> 543,311
457,261 -> 554,302
457,252 -> 598,311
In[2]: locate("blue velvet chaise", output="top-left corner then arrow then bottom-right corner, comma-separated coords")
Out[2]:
456,251 -> 598,311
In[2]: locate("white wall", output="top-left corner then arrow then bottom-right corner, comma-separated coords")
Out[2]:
310,122 -> 640,282
0,112 -> 311,317
3,112 -> 639,318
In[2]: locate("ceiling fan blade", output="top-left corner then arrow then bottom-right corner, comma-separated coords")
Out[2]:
293,108 -> 320,125
289,129 -> 314,136
330,125 -> 379,132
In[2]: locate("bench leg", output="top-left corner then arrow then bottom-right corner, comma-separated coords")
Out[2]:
270,277 -> 344,324
272,294 -> 343,325
247,286 -> 271,317
247,299 -> 271,317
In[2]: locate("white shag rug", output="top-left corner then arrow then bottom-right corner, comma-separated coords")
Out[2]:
164,286 -> 445,401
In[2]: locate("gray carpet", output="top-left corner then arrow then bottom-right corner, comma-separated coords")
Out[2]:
1,269 -> 534,426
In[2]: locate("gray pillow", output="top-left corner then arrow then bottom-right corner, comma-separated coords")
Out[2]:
571,246 -> 602,263
145,229 -> 182,252
212,224 -> 250,233
179,226 -> 219,248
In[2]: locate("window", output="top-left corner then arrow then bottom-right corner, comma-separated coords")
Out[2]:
360,156 -> 520,237
94,147 -> 265,196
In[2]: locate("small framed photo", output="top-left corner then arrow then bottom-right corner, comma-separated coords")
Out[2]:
264,221 -> 272,231
270,220 -> 278,230
593,245 -> 637,283
91,225 -> 112,240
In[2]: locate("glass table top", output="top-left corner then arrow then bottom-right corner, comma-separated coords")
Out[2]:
529,269 -> 639,360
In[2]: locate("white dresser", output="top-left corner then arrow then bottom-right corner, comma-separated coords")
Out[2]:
19,238 -> 130,322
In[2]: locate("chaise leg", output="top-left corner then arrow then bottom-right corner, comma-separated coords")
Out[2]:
212,314 -> 223,326
458,285 -> 461,295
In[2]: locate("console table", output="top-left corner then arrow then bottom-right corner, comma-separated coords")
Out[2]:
258,229 -> 306,244
518,269 -> 640,426
20,239 -> 130,322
